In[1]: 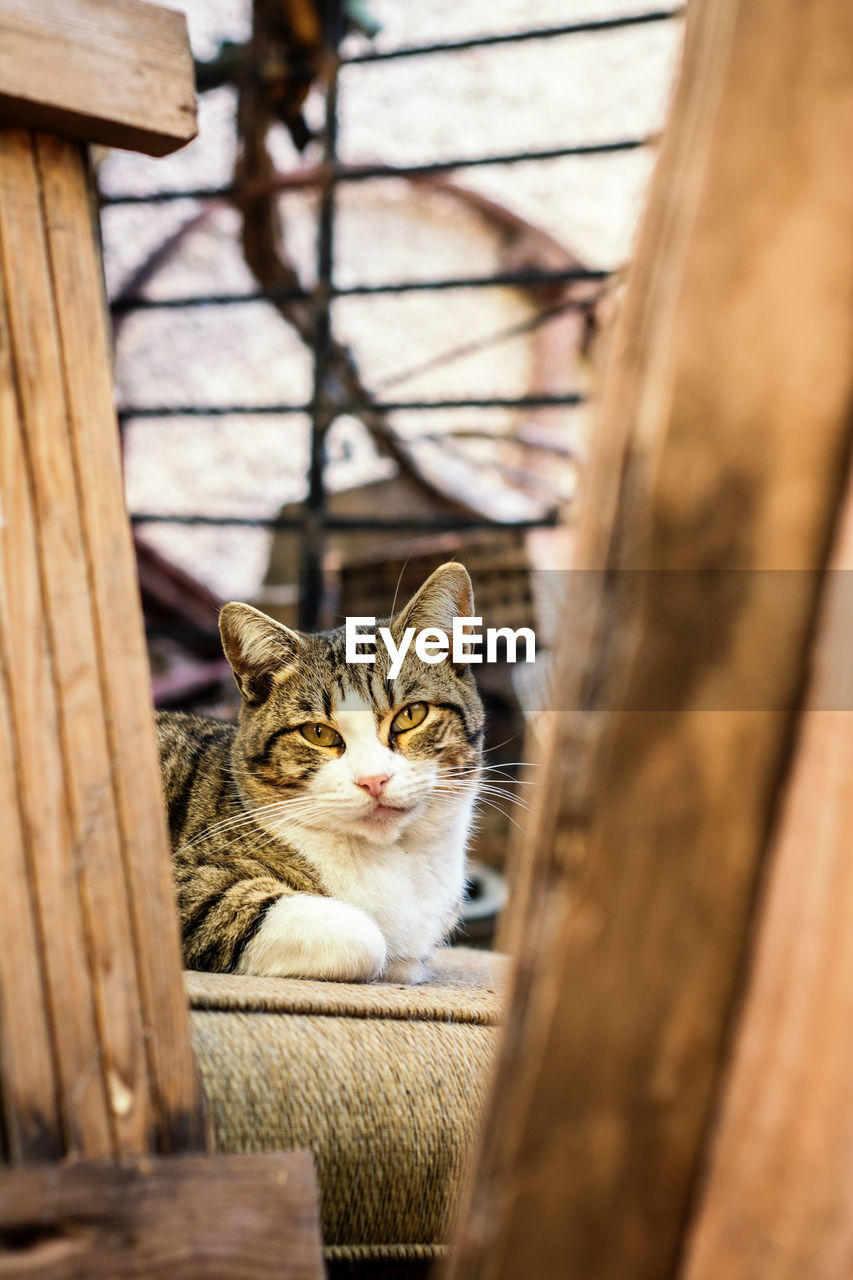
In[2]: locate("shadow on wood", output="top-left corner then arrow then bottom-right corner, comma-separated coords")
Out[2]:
446,0 -> 853,1276
0,5 -> 325,1275
0,1151 -> 324,1280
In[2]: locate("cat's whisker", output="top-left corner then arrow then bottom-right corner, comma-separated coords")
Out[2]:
476,780 -> 531,798
437,786 -> 531,812
204,807 -> 334,855
178,795 -> 328,852
479,733 -> 524,755
440,771 -> 536,786
438,762 -> 537,775
179,810 -> 271,850
479,764 -> 537,776
470,794 -> 528,835
184,797 -> 301,836
432,777 -> 532,808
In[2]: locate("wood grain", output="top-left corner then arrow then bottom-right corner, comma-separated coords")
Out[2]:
681,466 -> 853,1277
0,177 -> 112,1161
0,57 -> 322,1274
0,127 -> 156,1156
448,0 -> 853,1277
0,1151 -> 325,1279
35,132 -> 207,1154
0,0 -> 196,156
0,635 -> 61,1163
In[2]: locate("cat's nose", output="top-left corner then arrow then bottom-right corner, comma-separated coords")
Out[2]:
356,773 -> 391,799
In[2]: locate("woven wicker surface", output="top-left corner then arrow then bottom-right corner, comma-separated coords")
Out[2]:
188,947 -> 507,1254
185,945 -> 508,1023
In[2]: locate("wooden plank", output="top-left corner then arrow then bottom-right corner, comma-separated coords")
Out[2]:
0,128 -> 154,1156
0,203 -> 64,1165
0,0 -> 196,156
448,0 -> 853,1277
0,181 -> 112,1161
35,132 -> 207,1154
681,464 -> 853,1278
0,635 -> 61,1163
0,1151 -> 325,1279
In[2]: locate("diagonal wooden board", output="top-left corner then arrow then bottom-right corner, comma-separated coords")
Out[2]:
682,465 -> 853,1276
448,0 -> 853,1277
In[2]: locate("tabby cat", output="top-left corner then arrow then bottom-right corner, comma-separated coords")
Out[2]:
157,562 -> 484,984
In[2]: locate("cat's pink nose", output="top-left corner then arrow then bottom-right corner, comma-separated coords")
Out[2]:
356,773 -> 391,799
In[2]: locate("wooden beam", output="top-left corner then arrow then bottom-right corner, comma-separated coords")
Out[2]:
0,655 -> 62,1163
0,32 -> 323,1280
0,129 -> 205,1157
0,127 -> 153,1156
681,464 -> 853,1278
0,0 -> 196,156
0,205 -> 112,1161
0,1151 -> 325,1279
35,130 -> 208,1155
448,0 -> 853,1276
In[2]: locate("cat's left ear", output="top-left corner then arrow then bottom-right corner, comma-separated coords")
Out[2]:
392,562 -> 474,638
219,602 -> 301,705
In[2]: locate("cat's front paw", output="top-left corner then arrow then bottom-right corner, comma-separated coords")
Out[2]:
235,893 -> 387,981
382,957 -> 430,985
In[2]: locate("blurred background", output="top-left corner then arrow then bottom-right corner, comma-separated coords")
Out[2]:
98,0 -> 683,930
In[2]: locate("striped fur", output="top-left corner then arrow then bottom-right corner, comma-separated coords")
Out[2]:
157,563 -> 484,982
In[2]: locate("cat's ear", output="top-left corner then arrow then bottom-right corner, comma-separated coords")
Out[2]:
393,562 -> 474,637
219,602 -> 301,705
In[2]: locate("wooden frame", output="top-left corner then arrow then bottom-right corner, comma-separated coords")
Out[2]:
0,0 -> 196,155
0,1152 -> 324,1280
0,3 -> 324,1273
0,124 -> 207,1160
449,0 -> 853,1276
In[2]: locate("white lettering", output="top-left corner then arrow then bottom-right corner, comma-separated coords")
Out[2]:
415,628 -> 450,663
452,616 -> 483,663
346,616 -> 376,664
344,616 -> 538,672
485,626 -> 536,663
379,626 -> 415,680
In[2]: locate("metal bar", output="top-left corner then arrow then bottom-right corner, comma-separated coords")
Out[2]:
304,139 -> 653,182
117,393 -> 587,419
130,513 -> 558,531
110,267 -> 610,313
343,7 -> 685,64
99,138 -> 654,206
300,10 -> 344,630
373,293 -> 602,393
118,404 -> 312,418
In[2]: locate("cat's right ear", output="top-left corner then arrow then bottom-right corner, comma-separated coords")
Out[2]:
219,602 -> 301,705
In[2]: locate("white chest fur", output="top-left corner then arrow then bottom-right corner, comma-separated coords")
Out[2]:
287,794 -> 474,964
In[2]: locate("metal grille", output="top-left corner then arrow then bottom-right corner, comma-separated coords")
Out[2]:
102,2 -> 683,631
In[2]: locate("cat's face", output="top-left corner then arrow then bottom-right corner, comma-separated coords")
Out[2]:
219,563 -> 484,841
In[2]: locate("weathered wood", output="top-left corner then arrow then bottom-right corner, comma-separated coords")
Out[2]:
0,197 -> 112,1161
0,127 -> 205,1157
448,0 -> 853,1277
681,466 -> 853,1278
35,132 -> 207,1155
0,1151 -> 325,1279
0,127 -> 155,1156
0,0 -> 196,156
0,29 -> 318,1280
0,652 -> 61,1163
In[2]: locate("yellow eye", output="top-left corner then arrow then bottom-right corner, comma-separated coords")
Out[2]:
391,702 -> 429,734
299,722 -> 342,748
